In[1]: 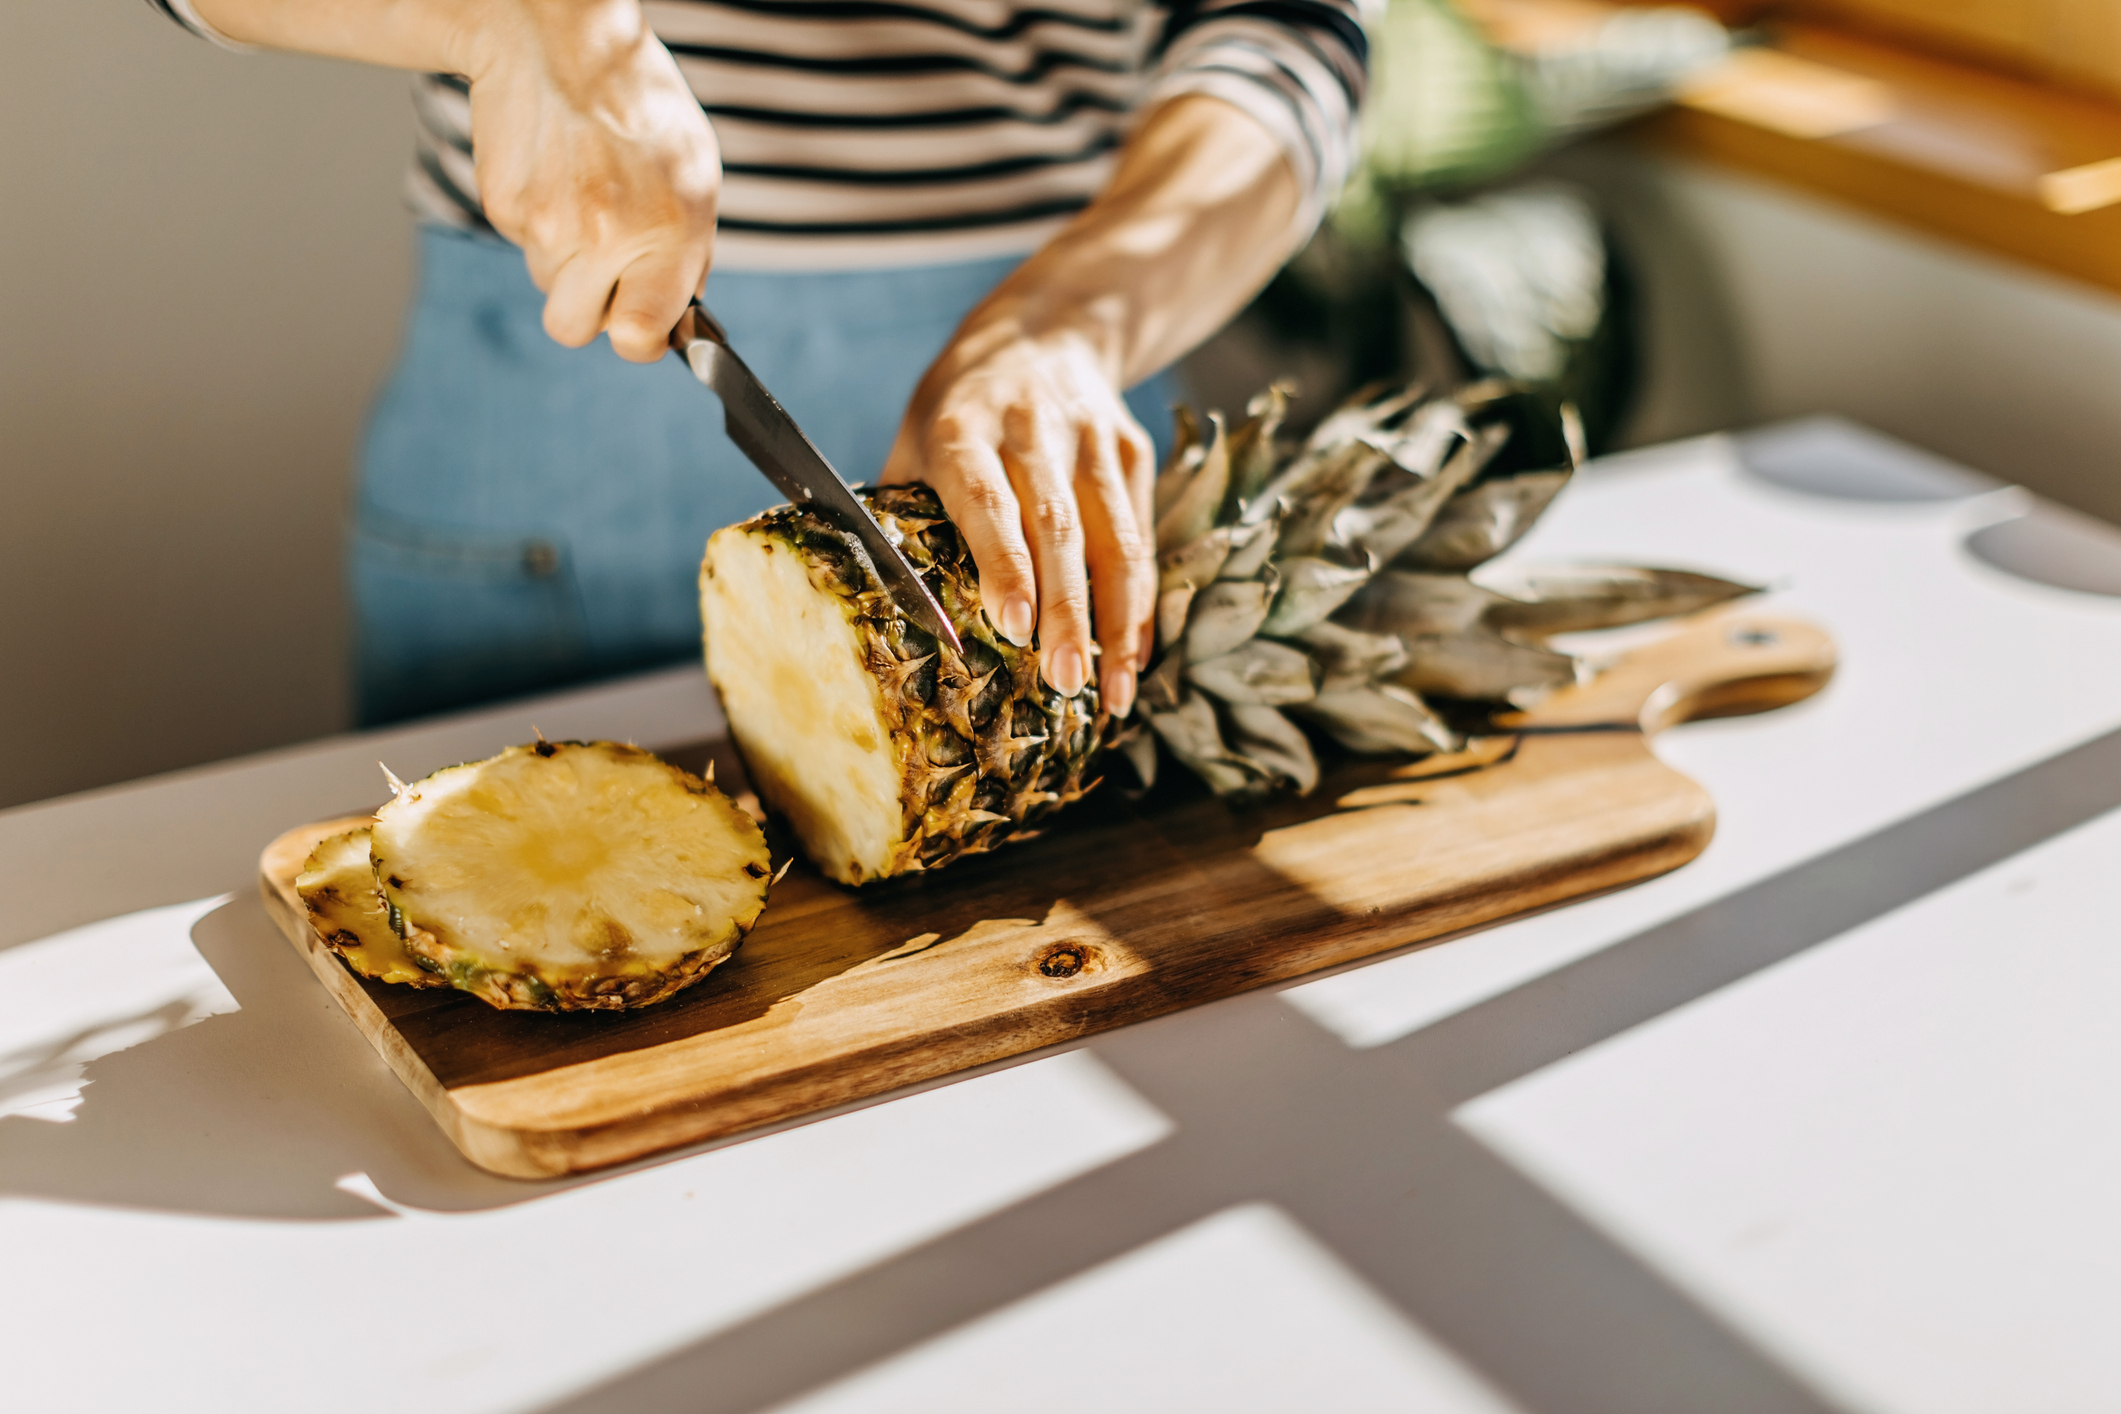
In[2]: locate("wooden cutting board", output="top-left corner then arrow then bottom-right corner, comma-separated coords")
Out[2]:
259,609 -> 1834,1178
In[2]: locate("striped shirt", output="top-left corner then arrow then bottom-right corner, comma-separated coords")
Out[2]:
151,0 -> 1367,269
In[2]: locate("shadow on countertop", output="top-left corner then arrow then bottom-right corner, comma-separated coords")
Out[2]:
0,766 -> 1311,1223
0,894 -> 575,1220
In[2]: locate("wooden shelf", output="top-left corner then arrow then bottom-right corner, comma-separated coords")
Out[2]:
1794,0 -> 2121,105
1637,22 -> 2121,297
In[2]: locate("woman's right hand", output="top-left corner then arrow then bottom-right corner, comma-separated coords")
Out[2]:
464,0 -> 721,363
194,0 -> 721,364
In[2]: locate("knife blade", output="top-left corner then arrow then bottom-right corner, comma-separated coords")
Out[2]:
670,299 -> 965,656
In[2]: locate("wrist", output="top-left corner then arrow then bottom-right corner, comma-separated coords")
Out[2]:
944,95 -> 1300,391
455,0 -> 654,87
951,288 -> 1130,386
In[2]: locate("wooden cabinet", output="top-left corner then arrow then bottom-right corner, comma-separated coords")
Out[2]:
1793,1 -> 2121,98
1458,1 -> 2121,290
1588,3 -> 2121,99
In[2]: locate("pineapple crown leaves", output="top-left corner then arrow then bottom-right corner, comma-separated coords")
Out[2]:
1123,380 -> 1761,802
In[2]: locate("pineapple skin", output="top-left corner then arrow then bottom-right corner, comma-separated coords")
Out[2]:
705,386 -> 1751,838
373,742 -> 772,1012
702,484 -> 1104,886
296,827 -> 447,989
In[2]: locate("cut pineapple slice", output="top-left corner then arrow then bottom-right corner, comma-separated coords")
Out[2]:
702,522 -> 907,884
701,486 -> 1101,887
297,827 -> 444,988
371,741 -> 772,1012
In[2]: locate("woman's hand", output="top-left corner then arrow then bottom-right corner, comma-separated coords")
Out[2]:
885,94 -> 1308,717
194,0 -> 720,364
465,0 -> 720,363
883,322 -> 1158,718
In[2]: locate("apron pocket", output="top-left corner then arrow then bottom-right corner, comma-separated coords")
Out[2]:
350,514 -> 590,726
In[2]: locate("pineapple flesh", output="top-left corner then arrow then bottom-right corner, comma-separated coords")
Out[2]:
370,741 -> 771,1011
296,827 -> 445,989
699,380 -> 1758,885
701,485 -> 1101,886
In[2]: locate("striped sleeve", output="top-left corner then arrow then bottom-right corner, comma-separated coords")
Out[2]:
142,0 -> 256,51
1147,0 -> 1368,223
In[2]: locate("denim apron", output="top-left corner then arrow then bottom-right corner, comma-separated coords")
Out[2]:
353,226 -> 1177,725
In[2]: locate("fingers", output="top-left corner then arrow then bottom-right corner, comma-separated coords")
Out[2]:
606,243 -> 711,363
1001,404 -> 1094,699
540,249 -> 615,350
878,420 -> 923,487
1115,415 -> 1159,672
1076,424 -> 1155,717
541,239 -> 709,360
1119,418 -> 1155,543
926,418 -> 1040,651
894,345 -> 1156,713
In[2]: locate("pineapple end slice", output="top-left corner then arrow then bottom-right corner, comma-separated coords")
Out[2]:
371,742 -> 771,1011
702,523 -> 907,886
296,827 -> 445,988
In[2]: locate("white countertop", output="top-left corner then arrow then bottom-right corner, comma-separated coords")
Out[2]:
8,419 -> 2121,1414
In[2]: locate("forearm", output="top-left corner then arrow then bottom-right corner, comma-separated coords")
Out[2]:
951,94 -> 1308,389
189,0 -> 647,88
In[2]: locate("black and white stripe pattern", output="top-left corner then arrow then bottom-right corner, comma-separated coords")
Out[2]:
150,0 -> 1367,269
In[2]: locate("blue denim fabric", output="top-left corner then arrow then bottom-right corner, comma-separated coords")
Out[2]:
353,226 -> 1178,725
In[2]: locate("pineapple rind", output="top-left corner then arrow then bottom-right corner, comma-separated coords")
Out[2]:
702,381 -> 1757,838
702,484 -> 1103,887
296,827 -> 445,988
371,742 -> 770,1012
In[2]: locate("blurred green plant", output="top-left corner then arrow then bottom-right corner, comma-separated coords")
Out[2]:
1251,0 -> 1731,453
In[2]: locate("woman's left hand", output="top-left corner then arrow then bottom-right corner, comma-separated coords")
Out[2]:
881,318 -> 1158,720
880,95 -> 1306,724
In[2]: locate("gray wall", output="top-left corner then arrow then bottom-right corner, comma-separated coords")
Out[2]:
2,2 -> 412,809
7,16 -> 2121,810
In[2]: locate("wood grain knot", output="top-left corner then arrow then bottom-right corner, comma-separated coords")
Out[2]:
1036,943 -> 1093,980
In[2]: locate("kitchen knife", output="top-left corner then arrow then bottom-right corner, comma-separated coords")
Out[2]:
670,299 -> 965,656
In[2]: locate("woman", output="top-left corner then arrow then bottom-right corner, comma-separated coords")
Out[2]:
151,0 -> 1366,724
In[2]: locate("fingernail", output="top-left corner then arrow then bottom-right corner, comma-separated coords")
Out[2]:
1000,595 -> 1036,646
1104,667 -> 1137,719
1048,647 -> 1088,698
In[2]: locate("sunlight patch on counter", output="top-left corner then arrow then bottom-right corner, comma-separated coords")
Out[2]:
0,895 -> 234,1122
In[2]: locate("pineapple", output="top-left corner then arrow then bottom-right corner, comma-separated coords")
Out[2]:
369,740 -> 772,1011
701,487 -> 1101,886
1128,380 -> 1757,796
700,379 -> 1756,883
296,827 -> 445,989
